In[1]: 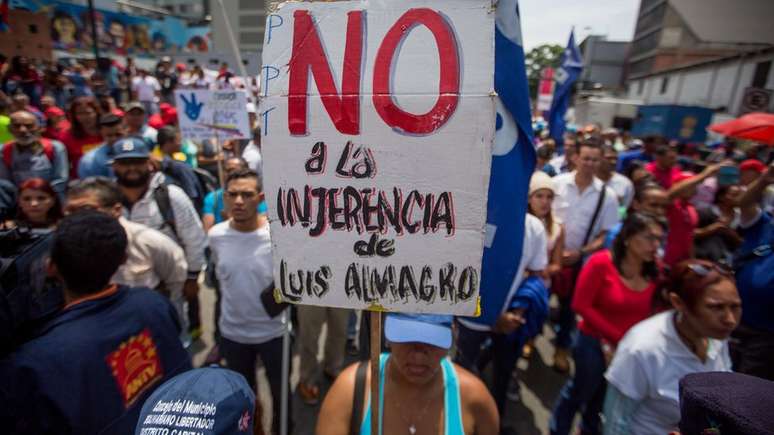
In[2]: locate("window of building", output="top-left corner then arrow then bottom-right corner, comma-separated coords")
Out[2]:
239,15 -> 264,27
28,24 -> 38,34
240,32 -> 262,45
752,61 -> 771,88
660,76 -> 669,94
239,0 -> 260,10
637,80 -> 645,95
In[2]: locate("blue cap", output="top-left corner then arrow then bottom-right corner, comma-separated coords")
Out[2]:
385,313 -> 453,349
111,137 -> 151,161
135,367 -> 255,435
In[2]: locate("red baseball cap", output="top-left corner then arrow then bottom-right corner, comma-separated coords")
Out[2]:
44,107 -> 65,118
739,159 -> 766,174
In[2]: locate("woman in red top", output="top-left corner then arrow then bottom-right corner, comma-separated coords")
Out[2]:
550,212 -> 666,435
59,96 -> 102,178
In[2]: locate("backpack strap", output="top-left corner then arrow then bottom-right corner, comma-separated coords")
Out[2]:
40,139 -> 54,162
153,184 -> 178,238
2,143 -> 11,168
2,139 -> 55,168
350,361 -> 368,435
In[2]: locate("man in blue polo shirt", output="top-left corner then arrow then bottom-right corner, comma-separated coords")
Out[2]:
734,161 -> 774,381
0,212 -> 191,434
616,135 -> 662,174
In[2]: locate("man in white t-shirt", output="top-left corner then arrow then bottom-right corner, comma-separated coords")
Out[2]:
242,126 -> 262,178
551,141 -> 620,372
208,168 -> 288,433
455,213 -> 548,416
131,70 -> 161,115
597,146 -> 634,209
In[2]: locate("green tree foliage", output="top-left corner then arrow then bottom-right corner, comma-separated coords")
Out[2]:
525,44 -> 564,100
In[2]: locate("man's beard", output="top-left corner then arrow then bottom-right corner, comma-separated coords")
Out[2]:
15,135 -> 37,146
116,170 -> 151,188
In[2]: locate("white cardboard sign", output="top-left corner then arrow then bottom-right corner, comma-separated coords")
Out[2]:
174,89 -> 251,141
260,0 -> 495,315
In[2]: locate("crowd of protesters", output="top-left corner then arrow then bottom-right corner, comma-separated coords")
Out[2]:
1,52 -> 773,435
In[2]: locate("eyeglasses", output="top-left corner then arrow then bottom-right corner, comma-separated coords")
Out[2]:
636,232 -> 663,243
225,191 -> 258,200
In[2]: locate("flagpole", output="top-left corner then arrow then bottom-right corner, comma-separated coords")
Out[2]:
214,0 -> 249,80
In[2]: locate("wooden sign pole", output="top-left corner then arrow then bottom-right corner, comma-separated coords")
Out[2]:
370,312 -> 382,435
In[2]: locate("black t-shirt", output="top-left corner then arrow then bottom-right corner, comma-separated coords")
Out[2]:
157,71 -> 178,96
694,206 -> 739,266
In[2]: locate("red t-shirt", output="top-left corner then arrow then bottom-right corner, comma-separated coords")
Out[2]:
664,199 -> 698,266
572,251 -> 657,345
59,129 -> 103,178
646,161 -> 682,189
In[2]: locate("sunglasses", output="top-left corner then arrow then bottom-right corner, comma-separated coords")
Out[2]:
686,262 -> 734,277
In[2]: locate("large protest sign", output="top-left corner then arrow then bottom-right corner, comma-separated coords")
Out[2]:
260,0 -> 495,315
174,90 -> 251,141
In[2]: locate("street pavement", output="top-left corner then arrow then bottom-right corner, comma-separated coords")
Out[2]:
192,281 -> 570,435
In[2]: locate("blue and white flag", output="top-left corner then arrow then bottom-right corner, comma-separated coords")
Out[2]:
465,0 -> 535,328
548,30 -> 583,146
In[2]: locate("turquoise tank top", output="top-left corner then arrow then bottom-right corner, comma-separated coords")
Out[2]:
360,353 -> 465,435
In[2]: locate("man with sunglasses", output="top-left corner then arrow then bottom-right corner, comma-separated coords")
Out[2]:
207,168 -> 289,434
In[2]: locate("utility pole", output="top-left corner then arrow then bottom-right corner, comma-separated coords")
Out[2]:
87,0 -> 101,60
215,0 -> 249,79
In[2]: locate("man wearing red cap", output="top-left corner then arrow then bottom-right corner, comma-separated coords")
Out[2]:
739,159 -> 767,186
739,159 -> 774,215
663,162 -> 732,266
42,106 -> 70,140
148,102 -> 178,129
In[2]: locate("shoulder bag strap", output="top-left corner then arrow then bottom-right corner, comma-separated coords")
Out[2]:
572,186 -> 607,280
350,361 -> 368,435
583,185 -> 607,248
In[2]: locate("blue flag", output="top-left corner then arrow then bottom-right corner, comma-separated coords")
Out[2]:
465,0 -> 535,328
0,0 -> 9,32
548,30 -> 583,145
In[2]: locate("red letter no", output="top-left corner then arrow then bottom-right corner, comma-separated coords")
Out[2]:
373,8 -> 461,135
288,10 -> 363,135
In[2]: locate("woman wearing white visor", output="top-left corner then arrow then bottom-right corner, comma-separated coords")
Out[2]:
317,313 -> 499,435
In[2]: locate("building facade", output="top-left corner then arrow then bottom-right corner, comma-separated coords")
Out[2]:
626,47 -> 774,118
211,0 -> 267,58
628,0 -> 774,79
578,35 -> 630,91
127,0 -> 208,22
0,9 -> 54,61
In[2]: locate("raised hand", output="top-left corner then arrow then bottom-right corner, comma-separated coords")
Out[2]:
180,93 -> 204,121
